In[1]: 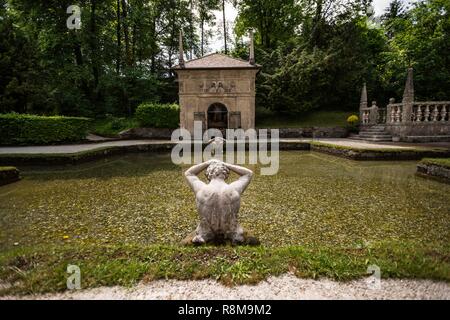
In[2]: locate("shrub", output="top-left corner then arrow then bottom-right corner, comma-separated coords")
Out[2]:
135,103 -> 179,128
347,114 -> 359,125
0,113 -> 92,145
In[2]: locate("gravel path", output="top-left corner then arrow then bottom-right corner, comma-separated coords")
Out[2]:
2,274 -> 449,300
0,140 -> 172,154
1,138 -> 448,155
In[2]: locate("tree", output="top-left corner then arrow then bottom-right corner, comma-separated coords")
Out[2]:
381,0 -> 450,100
381,0 -> 408,39
194,0 -> 220,55
234,0 -> 302,49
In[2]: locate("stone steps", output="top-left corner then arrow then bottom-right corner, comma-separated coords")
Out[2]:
362,128 -> 387,133
358,133 -> 392,138
349,125 -> 393,142
349,135 -> 393,142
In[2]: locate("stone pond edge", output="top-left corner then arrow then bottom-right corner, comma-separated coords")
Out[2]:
0,166 -> 20,186
416,159 -> 450,184
0,141 -> 449,166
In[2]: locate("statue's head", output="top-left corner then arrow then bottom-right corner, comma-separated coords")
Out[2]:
205,160 -> 229,181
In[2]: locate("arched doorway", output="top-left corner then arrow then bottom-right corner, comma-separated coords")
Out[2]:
207,103 -> 228,130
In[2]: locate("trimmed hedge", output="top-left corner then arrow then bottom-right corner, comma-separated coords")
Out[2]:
0,113 -> 92,145
135,103 -> 179,128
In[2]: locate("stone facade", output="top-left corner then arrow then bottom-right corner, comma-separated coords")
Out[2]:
175,66 -> 259,134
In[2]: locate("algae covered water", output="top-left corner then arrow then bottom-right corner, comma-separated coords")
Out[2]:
1,151 -> 449,249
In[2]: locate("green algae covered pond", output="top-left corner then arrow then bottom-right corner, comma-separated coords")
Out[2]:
1,151 -> 449,250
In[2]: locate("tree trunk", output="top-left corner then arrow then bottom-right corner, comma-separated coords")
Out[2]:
90,0 -> 99,91
190,0 -> 194,59
132,23 -> 136,65
74,41 -> 83,66
150,16 -> 156,73
116,0 -> 121,73
201,19 -> 204,56
310,0 -> 323,48
222,0 -> 227,54
121,0 -> 132,67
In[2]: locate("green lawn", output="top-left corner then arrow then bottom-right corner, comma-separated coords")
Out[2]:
1,242 -> 448,295
90,111 -> 352,135
91,117 -> 138,137
256,110 -> 353,128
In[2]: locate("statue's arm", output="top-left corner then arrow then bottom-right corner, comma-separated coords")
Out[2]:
184,161 -> 211,193
227,163 -> 253,194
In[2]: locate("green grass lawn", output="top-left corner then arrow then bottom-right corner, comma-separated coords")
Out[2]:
91,117 -> 138,137
256,110 -> 353,128
90,110 -> 352,135
0,152 -> 449,295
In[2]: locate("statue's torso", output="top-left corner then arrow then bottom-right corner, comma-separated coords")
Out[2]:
195,182 -> 240,233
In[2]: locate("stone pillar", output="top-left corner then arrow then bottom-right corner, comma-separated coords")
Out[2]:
249,29 -> 255,65
179,30 -> 185,68
402,68 -> 414,122
359,83 -> 367,124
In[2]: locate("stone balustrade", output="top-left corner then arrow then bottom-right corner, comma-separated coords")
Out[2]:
360,101 -> 380,125
386,103 -> 403,123
358,68 -> 449,142
412,102 -> 449,123
361,108 -> 371,124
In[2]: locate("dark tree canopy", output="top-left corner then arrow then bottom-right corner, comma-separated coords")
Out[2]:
1,0 -> 449,117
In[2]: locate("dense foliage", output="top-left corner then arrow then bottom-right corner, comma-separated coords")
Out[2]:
135,103 -> 180,128
0,0 -> 449,117
0,113 -> 91,145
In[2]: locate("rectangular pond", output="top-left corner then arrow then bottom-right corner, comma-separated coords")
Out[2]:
0,151 -> 449,249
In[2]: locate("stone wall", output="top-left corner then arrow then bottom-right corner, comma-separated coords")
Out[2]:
0,167 -> 20,186
119,126 -> 349,140
260,127 -> 348,139
385,123 -> 450,141
417,163 -> 450,183
310,142 -> 450,161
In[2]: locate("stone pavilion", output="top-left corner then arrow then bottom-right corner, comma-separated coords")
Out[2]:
173,32 -> 261,134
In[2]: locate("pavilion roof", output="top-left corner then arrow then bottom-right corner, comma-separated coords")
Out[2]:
173,53 -> 260,70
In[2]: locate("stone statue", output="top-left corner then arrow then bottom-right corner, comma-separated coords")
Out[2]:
208,82 -> 217,93
183,158 -> 258,245
217,82 -> 225,93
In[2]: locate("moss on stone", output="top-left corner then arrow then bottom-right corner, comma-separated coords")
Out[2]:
0,166 -> 17,171
421,158 -> 450,169
0,166 -> 20,186
310,141 -> 450,160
